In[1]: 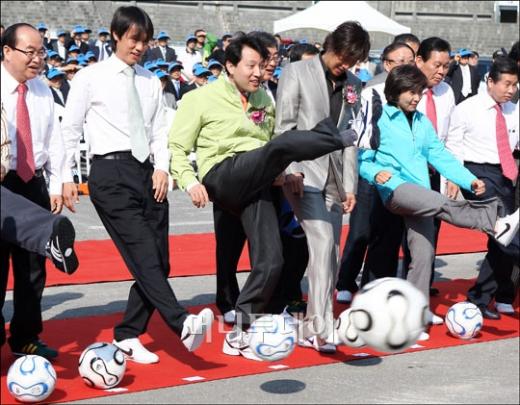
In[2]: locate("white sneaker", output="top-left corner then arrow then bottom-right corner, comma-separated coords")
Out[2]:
113,338 -> 159,364
223,310 -> 236,324
222,329 -> 263,361
427,312 -> 444,325
298,336 -> 336,353
495,302 -> 515,314
494,209 -> 520,247
181,308 -> 214,352
417,331 -> 430,341
336,290 -> 353,304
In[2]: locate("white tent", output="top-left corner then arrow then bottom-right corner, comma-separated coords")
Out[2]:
273,1 -> 410,36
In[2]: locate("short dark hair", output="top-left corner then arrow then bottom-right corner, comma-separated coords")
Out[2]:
488,56 -> 518,82
381,41 -> 415,61
194,29 -> 206,36
322,21 -> 370,65
1,23 -> 36,49
471,51 -> 479,58
248,31 -> 277,49
393,33 -> 420,47
384,64 -> 428,105
509,41 -> 519,62
225,33 -> 269,73
289,43 -> 319,62
110,6 -> 153,51
416,37 -> 451,62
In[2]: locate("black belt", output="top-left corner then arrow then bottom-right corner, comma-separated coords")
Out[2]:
93,151 -> 149,161
464,161 -> 501,168
7,168 -> 44,178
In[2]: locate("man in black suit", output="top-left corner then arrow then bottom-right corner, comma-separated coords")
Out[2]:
46,69 -> 69,108
90,28 -> 112,62
50,30 -> 69,61
145,31 -> 177,63
66,26 -> 90,55
168,62 -> 186,101
447,48 -> 480,104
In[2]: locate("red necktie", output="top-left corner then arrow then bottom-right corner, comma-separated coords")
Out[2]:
425,88 -> 437,133
494,104 -> 518,181
16,83 -> 35,182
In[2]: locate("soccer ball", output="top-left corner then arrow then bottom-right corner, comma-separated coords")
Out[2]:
78,342 -> 126,389
445,302 -> 483,340
348,277 -> 429,353
6,355 -> 57,403
249,314 -> 297,361
336,308 -> 366,348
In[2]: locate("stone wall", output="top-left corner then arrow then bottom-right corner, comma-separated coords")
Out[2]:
1,1 -> 518,55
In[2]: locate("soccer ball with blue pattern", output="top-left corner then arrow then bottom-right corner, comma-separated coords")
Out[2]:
6,355 -> 57,403
445,302 -> 483,340
249,314 -> 297,361
78,342 -> 126,389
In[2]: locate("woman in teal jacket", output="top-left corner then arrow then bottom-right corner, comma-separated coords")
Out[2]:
359,65 -> 517,340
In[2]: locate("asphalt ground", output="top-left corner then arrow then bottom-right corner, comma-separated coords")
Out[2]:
3,190 -> 519,404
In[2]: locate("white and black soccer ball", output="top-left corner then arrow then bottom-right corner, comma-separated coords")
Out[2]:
249,314 -> 297,361
78,342 -> 126,389
336,308 -> 366,348
349,277 -> 429,353
7,355 -> 57,403
445,302 -> 483,340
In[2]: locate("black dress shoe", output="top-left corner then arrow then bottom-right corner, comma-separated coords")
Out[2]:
429,287 -> 440,296
478,305 -> 501,320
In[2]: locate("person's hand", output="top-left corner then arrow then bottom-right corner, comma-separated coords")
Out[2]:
285,173 -> 304,197
152,169 -> 169,203
272,173 -> 285,186
471,179 -> 486,196
50,194 -> 64,214
375,170 -> 392,185
342,192 -> 356,213
63,182 -> 79,212
188,183 -> 209,208
446,180 -> 460,199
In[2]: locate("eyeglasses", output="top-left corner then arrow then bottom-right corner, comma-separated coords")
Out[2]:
386,58 -> 415,66
11,47 -> 47,59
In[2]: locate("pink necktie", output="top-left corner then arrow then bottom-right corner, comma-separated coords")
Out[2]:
16,83 -> 35,182
425,88 -> 437,133
494,104 -> 518,181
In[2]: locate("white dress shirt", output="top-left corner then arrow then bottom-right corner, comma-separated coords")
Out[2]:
61,54 -> 169,182
446,90 -> 519,164
176,48 -> 202,80
57,41 -> 67,60
417,81 -> 455,143
0,64 -> 65,195
461,64 -> 472,97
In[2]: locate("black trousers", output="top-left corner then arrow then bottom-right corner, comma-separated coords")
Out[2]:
0,172 -> 49,348
213,189 -> 309,316
402,169 -> 442,285
360,189 -> 403,285
336,176 -> 375,292
1,186 -> 56,256
203,119 -> 345,327
213,202 -> 245,315
88,158 -> 188,340
462,162 -> 516,306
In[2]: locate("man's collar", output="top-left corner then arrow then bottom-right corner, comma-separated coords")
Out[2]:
1,63 -> 24,93
107,54 -> 133,74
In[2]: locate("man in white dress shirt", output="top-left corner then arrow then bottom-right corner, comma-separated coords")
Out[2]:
1,23 -> 66,360
446,57 -> 519,319
61,6 -> 214,364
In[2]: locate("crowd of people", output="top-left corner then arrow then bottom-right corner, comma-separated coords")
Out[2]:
0,5 -> 519,365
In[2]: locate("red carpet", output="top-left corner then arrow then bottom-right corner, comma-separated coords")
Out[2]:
1,279 -> 517,404
7,223 -> 488,290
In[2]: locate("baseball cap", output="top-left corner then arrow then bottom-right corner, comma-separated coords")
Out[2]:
98,27 -> 110,35
155,70 -> 169,79
193,66 -> 211,77
458,48 -> 473,57
46,68 -> 65,80
157,31 -> 170,40
36,22 -> 48,31
168,62 -> 183,72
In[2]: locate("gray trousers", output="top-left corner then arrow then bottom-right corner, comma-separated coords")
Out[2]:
386,183 -> 498,302
1,185 -> 55,256
286,178 -> 344,340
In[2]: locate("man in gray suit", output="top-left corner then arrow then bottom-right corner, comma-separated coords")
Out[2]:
275,21 -> 370,352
